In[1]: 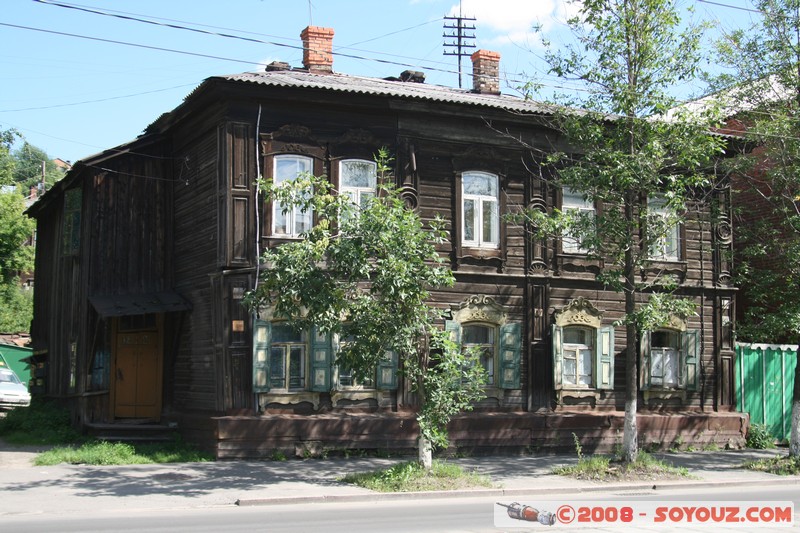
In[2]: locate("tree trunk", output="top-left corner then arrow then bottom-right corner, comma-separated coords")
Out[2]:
622,322 -> 639,463
418,434 -> 433,469
791,358 -> 800,457
622,189 -> 639,463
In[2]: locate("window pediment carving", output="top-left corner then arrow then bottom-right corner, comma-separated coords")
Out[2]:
658,315 -> 688,332
554,297 -> 603,328
451,295 -> 507,325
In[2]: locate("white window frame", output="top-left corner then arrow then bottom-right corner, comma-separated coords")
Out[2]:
461,323 -> 497,386
648,196 -> 680,261
335,333 -> 376,390
272,154 -> 313,238
461,171 -> 499,249
339,159 -> 377,216
561,187 -> 594,254
561,326 -> 594,387
649,330 -> 681,388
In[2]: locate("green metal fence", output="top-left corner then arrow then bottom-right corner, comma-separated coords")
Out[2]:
734,343 -> 797,442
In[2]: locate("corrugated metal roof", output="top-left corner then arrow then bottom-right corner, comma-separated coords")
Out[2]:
216,70 -> 560,115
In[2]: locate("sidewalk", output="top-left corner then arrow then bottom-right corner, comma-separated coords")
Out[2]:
0,446 -> 797,517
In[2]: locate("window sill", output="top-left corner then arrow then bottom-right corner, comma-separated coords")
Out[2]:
332,389 -> 378,403
258,391 -> 320,410
460,246 -> 501,258
557,388 -> 599,400
643,388 -> 687,403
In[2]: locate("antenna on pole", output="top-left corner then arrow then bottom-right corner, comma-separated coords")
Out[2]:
443,3 -> 476,89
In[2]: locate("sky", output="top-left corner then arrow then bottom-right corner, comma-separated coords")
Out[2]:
1,0 -> 758,167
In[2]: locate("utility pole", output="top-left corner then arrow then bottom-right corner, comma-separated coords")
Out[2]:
443,6 -> 476,89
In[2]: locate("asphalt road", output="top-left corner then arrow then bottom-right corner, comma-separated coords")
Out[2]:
2,483 -> 797,533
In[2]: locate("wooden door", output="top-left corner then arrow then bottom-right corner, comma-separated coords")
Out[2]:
114,330 -> 162,420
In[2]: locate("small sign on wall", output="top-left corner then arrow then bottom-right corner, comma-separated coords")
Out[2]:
232,320 -> 245,332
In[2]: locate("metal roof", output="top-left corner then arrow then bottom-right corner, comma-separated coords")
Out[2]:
215,69 -> 560,115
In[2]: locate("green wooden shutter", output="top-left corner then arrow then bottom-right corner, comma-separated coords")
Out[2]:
681,329 -> 699,391
310,326 -> 332,392
252,319 -> 271,393
444,320 -> 462,344
640,330 -> 652,390
63,188 -> 82,256
552,324 -> 563,390
596,326 -> 615,390
499,322 -> 521,389
377,351 -> 398,390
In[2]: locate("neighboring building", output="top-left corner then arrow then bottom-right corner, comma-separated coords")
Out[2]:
26,26 -> 743,458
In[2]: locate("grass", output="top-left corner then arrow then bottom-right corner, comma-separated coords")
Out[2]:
744,454 -> 800,476
1,399 -> 212,465
0,399 -> 82,445
553,451 -> 691,481
340,460 -> 494,492
34,438 -> 212,466
552,434 -> 691,481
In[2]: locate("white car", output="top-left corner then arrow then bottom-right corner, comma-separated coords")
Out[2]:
0,368 -> 31,409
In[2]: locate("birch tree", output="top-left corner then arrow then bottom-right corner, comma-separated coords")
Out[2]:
520,0 -> 725,462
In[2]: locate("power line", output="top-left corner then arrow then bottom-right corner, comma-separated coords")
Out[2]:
696,0 -> 761,14
0,83 -> 198,113
0,22 -> 263,66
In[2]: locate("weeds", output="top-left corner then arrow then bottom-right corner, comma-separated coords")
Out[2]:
744,454 -> 800,476
746,423 -> 776,450
0,399 -> 82,445
553,433 -> 690,481
340,460 -> 493,492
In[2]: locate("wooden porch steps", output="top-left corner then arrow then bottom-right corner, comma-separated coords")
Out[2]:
84,422 -> 178,443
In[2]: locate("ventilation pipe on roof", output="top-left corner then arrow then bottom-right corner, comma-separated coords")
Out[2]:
301,26 -> 335,73
471,50 -> 501,95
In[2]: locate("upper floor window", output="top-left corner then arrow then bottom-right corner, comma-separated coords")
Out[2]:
62,187 -> 82,256
561,187 -> 594,254
272,155 -> 313,238
461,171 -> 499,249
339,159 -> 377,214
648,196 -> 680,261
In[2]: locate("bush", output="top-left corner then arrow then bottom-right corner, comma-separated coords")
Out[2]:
745,423 -> 776,449
0,398 -> 82,445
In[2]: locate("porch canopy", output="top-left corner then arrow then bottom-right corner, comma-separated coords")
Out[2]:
89,291 -> 192,317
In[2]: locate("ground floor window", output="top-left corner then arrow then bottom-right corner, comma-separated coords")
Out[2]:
641,328 -> 699,391
270,324 -> 306,391
553,324 -> 615,391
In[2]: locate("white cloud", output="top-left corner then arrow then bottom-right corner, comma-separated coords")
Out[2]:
447,0 -> 578,46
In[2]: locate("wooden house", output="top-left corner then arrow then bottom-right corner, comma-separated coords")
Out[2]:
26,26 -> 744,457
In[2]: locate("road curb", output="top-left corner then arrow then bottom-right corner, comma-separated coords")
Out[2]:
235,477 -> 800,507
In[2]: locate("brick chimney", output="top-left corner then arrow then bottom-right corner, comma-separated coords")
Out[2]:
301,26 -> 334,73
471,50 -> 501,94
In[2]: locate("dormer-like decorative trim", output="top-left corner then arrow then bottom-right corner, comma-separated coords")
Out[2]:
451,295 -> 507,325
554,297 -> 603,328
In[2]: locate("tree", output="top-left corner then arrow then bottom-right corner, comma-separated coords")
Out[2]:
12,141 -> 65,193
711,0 -> 800,457
0,128 -> 19,187
518,0 -> 725,462
245,150 -> 486,468
0,190 -> 35,333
